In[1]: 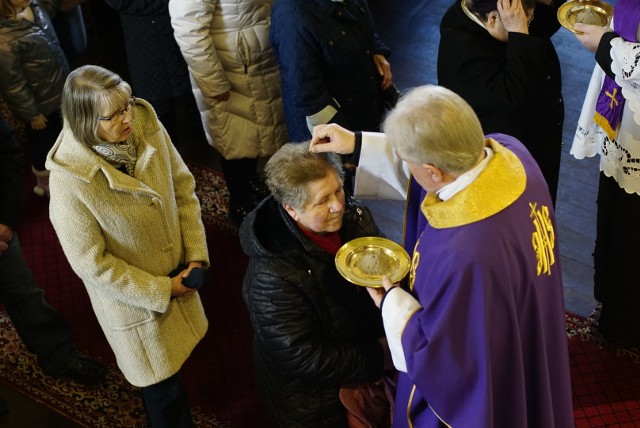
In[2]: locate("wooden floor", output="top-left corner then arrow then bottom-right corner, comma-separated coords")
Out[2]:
1,0 -> 605,425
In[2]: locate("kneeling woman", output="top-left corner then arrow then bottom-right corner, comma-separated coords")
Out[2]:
240,142 -> 391,427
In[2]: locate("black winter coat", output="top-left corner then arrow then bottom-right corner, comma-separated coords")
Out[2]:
240,195 -> 385,428
0,117 -> 23,230
437,0 -> 564,202
104,0 -> 191,102
270,0 -> 390,142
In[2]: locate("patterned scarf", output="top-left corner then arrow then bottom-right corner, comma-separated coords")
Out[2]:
594,0 -> 640,139
92,141 -> 137,176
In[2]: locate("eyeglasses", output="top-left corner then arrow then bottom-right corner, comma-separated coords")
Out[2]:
97,96 -> 135,122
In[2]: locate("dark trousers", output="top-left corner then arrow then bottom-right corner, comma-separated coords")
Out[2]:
593,173 -> 640,344
141,373 -> 194,428
24,110 -> 63,171
220,157 -> 258,208
0,234 -> 77,374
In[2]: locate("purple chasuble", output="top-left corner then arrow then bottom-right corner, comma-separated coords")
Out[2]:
594,0 -> 640,139
395,134 -> 574,427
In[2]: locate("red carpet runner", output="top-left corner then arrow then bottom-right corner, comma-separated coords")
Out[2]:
567,309 -> 640,427
3,163 -> 640,427
1,163 -> 269,427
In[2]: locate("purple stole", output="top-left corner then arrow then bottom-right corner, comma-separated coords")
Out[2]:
594,0 -> 640,139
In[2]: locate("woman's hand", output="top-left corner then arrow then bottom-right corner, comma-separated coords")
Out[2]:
210,91 -> 230,103
0,224 -> 13,256
170,273 -> 195,297
310,123 -> 356,154
30,114 -> 47,131
574,23 -> 612,52
170,264 -> 203,298
497,0 -> 529,35
373,54 -> 392,90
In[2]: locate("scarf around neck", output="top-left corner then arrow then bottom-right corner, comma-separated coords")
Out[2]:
92,141 -> 138,176
594,0 -> 640,139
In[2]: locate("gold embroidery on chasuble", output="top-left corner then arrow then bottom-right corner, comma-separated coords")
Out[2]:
409,240 -> 420,292
530,203 -> 556,276
420,139 -> 526,229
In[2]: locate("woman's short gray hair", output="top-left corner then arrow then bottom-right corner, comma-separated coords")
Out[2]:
265,142 -> 344,210
382,85 -> 485,175
61,65 -> 132,147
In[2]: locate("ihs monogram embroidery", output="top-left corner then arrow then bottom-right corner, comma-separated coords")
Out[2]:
530,203 -> 556,276
409,243 -> 420,292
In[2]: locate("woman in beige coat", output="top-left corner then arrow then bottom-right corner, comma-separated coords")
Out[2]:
169,0 -> 288,225
46,65 -> 208,428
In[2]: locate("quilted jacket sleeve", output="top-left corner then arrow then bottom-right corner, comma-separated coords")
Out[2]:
244,262 -> 384,386
169,0 -> 230,98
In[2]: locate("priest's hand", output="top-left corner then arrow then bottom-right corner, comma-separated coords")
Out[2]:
310,123 -> 356,155
367,276 -> 396,309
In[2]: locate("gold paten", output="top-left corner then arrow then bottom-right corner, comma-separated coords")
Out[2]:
335,237 -> 410,288
558,1 -> 614,34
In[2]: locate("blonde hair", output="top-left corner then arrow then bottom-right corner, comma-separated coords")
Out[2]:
265,142 -> 344,210
61,65 -> 132,147
382,85 -> 485,175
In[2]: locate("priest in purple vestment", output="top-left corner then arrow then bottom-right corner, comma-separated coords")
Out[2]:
310,85 -> 574,427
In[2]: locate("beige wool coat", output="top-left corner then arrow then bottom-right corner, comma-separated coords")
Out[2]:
46,99 -> 209,387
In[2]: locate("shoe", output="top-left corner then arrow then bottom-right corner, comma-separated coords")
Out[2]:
32,167 -> 50,198
62,357 -> 107,385
0,397 -> 7,415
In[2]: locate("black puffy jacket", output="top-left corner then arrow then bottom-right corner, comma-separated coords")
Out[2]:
240,195 -> 385,428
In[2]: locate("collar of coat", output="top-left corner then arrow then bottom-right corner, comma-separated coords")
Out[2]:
420,138 -> 526,229
46,98 -> 163,191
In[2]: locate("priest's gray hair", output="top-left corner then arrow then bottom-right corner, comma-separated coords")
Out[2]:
265,141 -> 344,210
383,85 -> 485,175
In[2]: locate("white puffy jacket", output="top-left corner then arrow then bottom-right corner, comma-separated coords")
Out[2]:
169,0 -> 287,159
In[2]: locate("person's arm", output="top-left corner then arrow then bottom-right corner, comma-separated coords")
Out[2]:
367,277 -> 421,372
0,118 -> 23,254
526,0 -> 563,39
608,37 -> 640,85
311,123 -> 409,200
161,125 -> 210,269
0,118 -> 23,232
439,21 -> 555,118
0,52 -> 41,123
575,23 -> 640,111
270,5 -> 349,134
244,266 -> 384,385
169,0 -> 230,102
